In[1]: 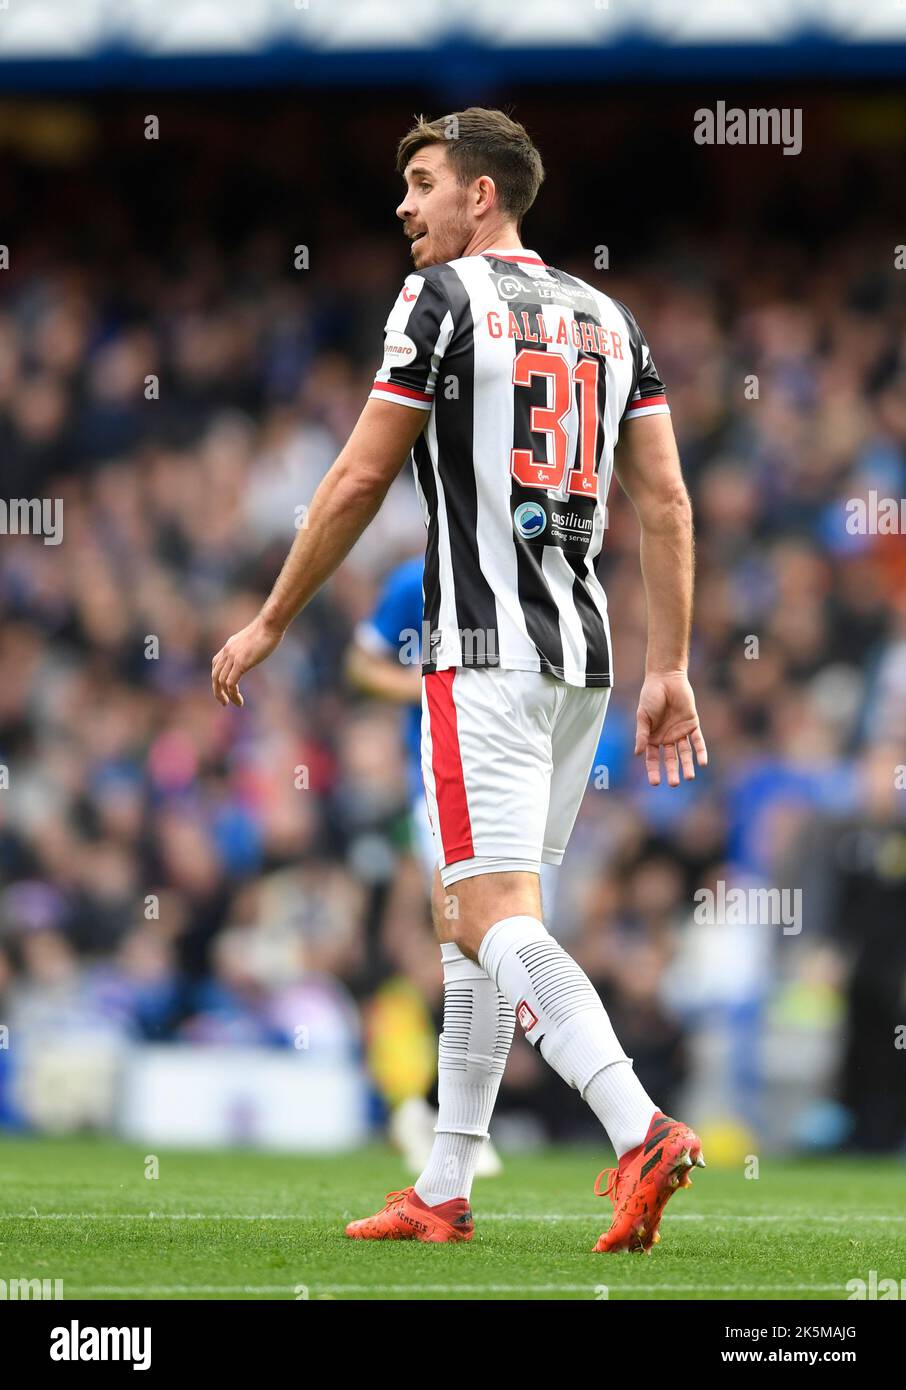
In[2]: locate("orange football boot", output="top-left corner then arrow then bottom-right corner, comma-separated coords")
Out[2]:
345,1186 -> 474,1243
593,1110 -> 705,1253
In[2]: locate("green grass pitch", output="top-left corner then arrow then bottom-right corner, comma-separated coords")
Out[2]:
1,1136 -> 904,1301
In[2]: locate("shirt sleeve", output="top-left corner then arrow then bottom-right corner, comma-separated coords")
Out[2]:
369,273 -> 454,411
613,299 -> 670,423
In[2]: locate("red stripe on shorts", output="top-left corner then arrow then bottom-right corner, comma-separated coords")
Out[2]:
424,669 -> 474,863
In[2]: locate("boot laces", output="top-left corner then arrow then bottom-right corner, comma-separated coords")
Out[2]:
381,1188 -> 413,1210
594,1167 -> 620,1201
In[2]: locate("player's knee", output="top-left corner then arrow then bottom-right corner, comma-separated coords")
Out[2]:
445,913 -> 484,962
431,877 -> 478,958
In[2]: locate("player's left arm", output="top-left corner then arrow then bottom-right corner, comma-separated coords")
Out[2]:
211,399 -> 427,707
613,410 -> 708,787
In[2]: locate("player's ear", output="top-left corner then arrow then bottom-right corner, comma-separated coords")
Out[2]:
474,174 -> 497,213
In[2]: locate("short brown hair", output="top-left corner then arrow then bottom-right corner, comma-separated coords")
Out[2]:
396,107 -> 545,230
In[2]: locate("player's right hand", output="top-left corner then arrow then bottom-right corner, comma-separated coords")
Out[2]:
211,614 -> 284,708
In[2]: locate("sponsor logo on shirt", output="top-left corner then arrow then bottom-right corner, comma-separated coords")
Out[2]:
382,330 -> 418,368
491,272 -> 598,315
513,501 -> 547,539
512,495 -> 597,555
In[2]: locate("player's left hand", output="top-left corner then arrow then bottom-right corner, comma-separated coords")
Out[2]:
211,614 -> 284,707
634,670 -> 708,787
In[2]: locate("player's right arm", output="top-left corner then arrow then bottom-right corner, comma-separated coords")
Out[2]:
212,272 -> 449,710
211,398 -> 427,707
613,410 -> 707,788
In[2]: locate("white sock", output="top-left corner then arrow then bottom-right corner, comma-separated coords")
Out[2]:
413,1131 -> 484,1208
478,915 -> 657,1157
584,1061 -> 658,1158
414,943 -> 515,1207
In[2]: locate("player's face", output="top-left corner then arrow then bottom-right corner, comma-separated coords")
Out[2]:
397,145 -> 473,270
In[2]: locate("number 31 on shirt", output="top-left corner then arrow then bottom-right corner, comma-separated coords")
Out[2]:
510,348 -> 601,497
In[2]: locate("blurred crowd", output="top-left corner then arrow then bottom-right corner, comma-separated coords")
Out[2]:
1,95 -> 905,1150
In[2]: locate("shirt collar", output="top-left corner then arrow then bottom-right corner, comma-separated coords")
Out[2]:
481,247 -> 546,267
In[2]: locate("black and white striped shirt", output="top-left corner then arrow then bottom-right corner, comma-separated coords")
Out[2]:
369,247 -> 670,687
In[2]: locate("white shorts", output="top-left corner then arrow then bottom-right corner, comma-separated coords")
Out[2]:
410,785 -> 560,913
421,667 -> 610,888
